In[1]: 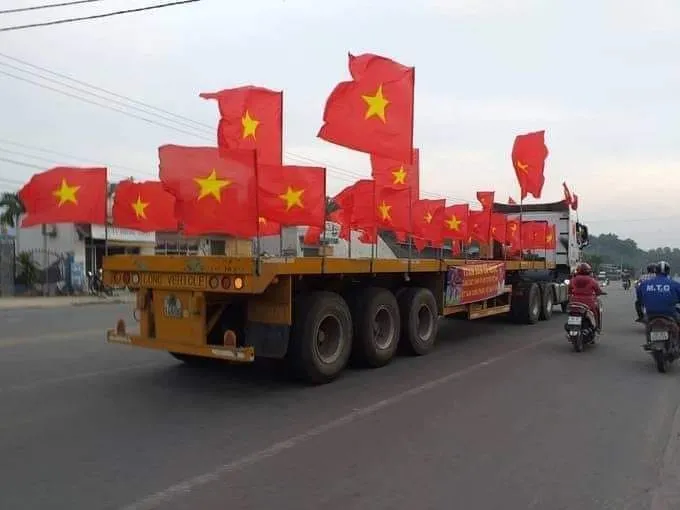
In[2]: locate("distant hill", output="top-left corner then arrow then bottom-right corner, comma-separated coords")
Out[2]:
584,233 -> 680,275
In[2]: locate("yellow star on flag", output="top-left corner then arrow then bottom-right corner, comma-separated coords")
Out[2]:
510,223 -> 517,232
52,179 -> 80,207
424,211 -> 433,224
546,233 -> 553,242
378,200 -> 392,221
258,217 -> 268,225
362,84 -> 390,122
241,110 -> 260,139
131,195 -> 149,219
279,186 -> 304,211
194,169 -> 231,201
445,215 -> 461,231
392,166 -> 407,185
491,226 -> 497,234
515,160 -> 529,173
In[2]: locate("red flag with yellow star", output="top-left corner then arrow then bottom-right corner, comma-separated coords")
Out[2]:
200,86 -> 283,166
521,221 -> 547,250
545,223 -> 556,249
412,198 -> 445,244
469,210 -> 490,243
511,130 -> 549,200
476,191 -> 495,211
158,145 -> 258,237
112,180 -> 177,232
318,53 -> 415,162
257,165 -> 326,227
350,182 -> 411,233
258,216 -> 281,236
370,148 -> 419,198
19,166 -> 107,227
442,204 -> 468,241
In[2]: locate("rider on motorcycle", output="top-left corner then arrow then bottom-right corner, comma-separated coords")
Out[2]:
568,262 -> 605,331
637,261 -> 680,322
635,263 -> 659,322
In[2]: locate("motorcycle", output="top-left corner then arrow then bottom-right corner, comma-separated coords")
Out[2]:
87,268 -> 113,296
565,294 -> 606,352
642,315 -> 680,373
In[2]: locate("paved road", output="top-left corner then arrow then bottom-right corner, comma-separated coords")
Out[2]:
2,288 -> 680,510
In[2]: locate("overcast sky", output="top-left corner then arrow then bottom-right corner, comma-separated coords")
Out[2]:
1,0 -> 679,249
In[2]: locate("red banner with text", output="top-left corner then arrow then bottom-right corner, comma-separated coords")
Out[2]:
444,262 -> 506,306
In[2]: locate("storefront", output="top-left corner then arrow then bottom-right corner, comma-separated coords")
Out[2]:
88,225 -> 156,272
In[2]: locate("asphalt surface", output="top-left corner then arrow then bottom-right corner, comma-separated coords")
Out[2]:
2,287 -> 680,510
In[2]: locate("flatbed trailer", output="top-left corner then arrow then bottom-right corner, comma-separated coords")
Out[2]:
102,254 -> 569,384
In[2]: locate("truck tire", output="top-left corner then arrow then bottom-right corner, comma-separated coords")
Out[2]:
351,287 -> 400,368
511,282 -> 541,324
397,287 -> 438,356
289,291 -> 353,384
539,283 -> 554,321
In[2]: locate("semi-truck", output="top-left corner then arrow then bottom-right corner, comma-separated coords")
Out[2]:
102,200 -> 588,384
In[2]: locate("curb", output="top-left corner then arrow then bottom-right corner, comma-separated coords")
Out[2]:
0,296 -> 134,311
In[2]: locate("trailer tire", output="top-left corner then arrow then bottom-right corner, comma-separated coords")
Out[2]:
397,287 -> 438,356
351,287 -> 400,368
539,284 -> 554,321
290,291 -> 352,384
511,282 -> 541,324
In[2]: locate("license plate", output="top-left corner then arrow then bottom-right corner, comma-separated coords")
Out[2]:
650,331 -> 669,341
567,316 -> 582,326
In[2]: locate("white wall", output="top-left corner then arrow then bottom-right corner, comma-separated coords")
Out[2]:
17,220 -> 85,267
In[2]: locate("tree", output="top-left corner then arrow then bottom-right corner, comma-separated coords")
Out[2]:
0,192 -> 24,229
0,192 -> 25,254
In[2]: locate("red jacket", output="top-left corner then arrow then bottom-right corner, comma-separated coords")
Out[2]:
569,274 -> 604,307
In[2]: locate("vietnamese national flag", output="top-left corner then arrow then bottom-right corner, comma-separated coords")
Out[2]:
412,198 -> 445,244
112,180 -> 178,232
442,204 -> 469,240
258,216 -> 281,236
476,191 -> 495,211
469,210 -> 490,243
19,166 -> 107,227
571,193 -> 579,211
511,130 -> 549,200
508,196 -> 517,205
257,165 -> 326,227
370,148 -> 420,198
200,86 -> 283,166
521,221 -> 547,250
158,145 -> 258,237
318,53 -> 415,162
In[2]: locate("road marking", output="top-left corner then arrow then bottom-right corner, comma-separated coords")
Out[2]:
0,328 -> 105,348
119,338 -> 545,510
0,361 -> 165,393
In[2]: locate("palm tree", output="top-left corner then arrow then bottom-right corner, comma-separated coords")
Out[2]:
0,192 -> 25,253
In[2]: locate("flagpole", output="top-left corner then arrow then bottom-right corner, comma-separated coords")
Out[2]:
104,179 -> 109,258
407,186 -> 412,274
253,151 -> 261,275
519,196 -> 524,264
370,180 -> 376,273
321,169 -> 328,274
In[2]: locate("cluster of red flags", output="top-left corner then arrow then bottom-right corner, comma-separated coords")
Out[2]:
16,52 -> 572,252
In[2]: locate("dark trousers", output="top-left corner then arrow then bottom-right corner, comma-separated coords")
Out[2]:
635,300 -> 644,319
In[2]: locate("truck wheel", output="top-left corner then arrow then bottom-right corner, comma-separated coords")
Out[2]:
290,291 -> 352,384
539,284 -> 554,321
351,287 -> 400,368
511,282 -> 541,324
397,287 -> 438,356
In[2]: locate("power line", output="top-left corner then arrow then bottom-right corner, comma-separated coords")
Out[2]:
0,0 -> 109,15
0,0 -> 200,33
0,52 -> 477,203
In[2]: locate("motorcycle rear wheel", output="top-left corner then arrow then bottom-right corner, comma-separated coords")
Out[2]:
653,351 -> 668,373
572,333 -> 584,352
